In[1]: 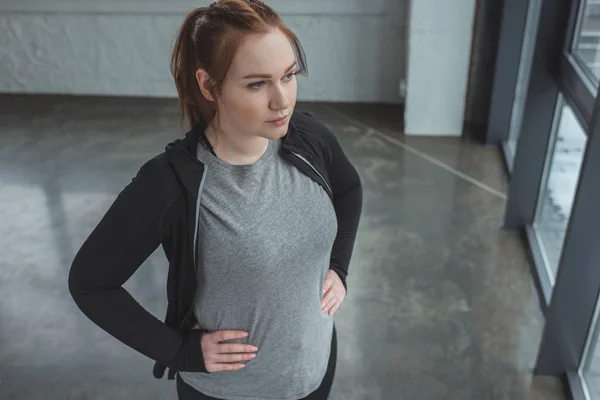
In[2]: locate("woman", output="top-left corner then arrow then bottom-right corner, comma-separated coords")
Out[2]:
68,0 -> 362,399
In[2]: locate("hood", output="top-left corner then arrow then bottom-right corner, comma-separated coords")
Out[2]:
164,120 -> 206,196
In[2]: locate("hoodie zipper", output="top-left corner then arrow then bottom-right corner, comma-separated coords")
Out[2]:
289,151 -> 333,198
193,165 -> 208,268
178,166 -> 208,332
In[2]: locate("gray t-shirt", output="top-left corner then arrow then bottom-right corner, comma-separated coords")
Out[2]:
178,138 -> 338,400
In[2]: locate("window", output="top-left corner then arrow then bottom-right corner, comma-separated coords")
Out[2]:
534,99 -> 587,282
581,292 -> 600,399
573,1 -> 600,83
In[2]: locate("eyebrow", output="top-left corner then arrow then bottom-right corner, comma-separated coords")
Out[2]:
242,61 -> 297,79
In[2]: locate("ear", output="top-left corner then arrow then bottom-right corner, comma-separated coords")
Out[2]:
195,68 -> 215,102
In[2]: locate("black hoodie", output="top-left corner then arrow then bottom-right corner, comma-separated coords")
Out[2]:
68,110 -> 362,380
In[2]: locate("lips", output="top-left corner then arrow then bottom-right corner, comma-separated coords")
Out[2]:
267,115 -> 288,123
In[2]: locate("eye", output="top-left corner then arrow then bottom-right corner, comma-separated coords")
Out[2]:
248,81 -> 265,89
247,70 -> 299,90
283,71 -> 299,81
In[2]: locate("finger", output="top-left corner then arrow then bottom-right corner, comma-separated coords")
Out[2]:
214,351 -> 257,363
323,294 -> 337,312
325,296 -> 338,313
214,363 -> 246,372
324,293 -> 339,311
328,300 -> 341,315
216,330 -> 249,342
218,343 -> 259,354
321,288 -> 337,308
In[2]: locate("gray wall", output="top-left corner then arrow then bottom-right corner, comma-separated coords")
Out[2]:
0,0 -> 407,103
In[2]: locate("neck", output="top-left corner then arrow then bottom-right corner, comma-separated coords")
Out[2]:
205,122 -> 269,166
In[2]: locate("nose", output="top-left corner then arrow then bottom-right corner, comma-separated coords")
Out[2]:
269,83 -> 291,111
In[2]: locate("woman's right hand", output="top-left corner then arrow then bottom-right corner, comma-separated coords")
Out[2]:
195,325 -> 259,372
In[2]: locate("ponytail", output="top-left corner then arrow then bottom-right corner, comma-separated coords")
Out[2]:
170,7 -> 216,131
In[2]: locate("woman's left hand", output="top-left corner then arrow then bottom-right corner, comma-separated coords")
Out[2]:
321,270 -> 347,316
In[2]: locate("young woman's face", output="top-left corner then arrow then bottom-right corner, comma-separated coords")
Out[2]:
216,28 -> 299,140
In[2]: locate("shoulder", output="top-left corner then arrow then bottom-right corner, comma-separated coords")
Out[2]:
290,110 -> 335,141
290,111 -> 339,158
138,152 -> 170,176
135,152 -> 183,204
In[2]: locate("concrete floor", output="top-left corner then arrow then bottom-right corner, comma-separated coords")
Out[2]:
0,95 -> 569,399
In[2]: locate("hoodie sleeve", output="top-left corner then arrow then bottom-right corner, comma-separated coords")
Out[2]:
305,114 -> 363,293
67,160 -> 208,374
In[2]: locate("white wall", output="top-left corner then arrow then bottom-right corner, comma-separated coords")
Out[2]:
0,0 -> 407,103
404,0 -> 476,136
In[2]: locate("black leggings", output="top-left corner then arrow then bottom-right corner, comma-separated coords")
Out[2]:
177,325 -> 337,400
